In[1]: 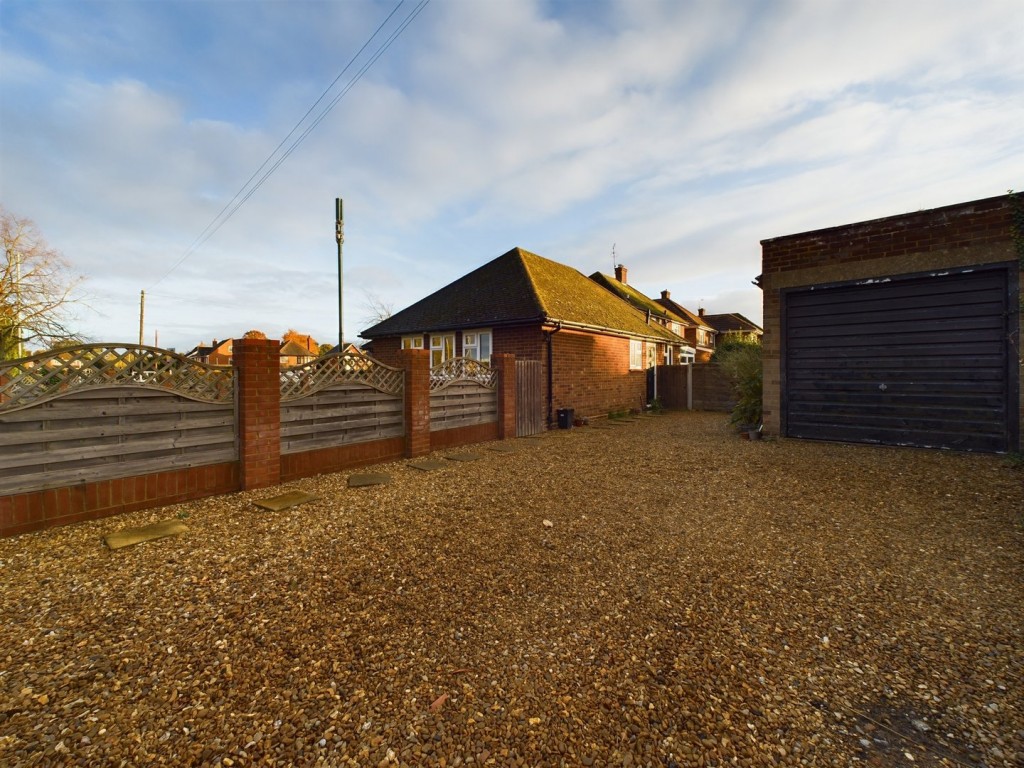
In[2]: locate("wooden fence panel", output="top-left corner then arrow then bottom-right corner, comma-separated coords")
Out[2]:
0,387 -> 237,496
429,380 -> 497,432
280,383 -> 404,454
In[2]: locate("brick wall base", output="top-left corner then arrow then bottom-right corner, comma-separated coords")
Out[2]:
280,438 -> 405,483
0,463 -> 239,538
430,422 -> 499,451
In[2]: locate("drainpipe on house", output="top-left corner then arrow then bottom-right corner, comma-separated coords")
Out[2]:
545,323 -> 561,428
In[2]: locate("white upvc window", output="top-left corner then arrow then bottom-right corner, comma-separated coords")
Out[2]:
629,339 -> 643,370
430,333 -> 455,366
462,329 -> 492,363
646,342 -> 657,369
401,335 -> 424,350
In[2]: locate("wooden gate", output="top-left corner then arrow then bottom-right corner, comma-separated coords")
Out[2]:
515,360 -> 543,436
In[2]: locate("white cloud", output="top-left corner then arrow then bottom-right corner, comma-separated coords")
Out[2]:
1,0 -> 1022,348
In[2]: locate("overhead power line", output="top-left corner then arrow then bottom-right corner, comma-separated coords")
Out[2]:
151,0 -> 431,288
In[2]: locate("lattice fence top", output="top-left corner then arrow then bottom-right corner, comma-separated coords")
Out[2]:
0,345 -> 234,411
430,358 -> 497,391
280,352 -> 403,401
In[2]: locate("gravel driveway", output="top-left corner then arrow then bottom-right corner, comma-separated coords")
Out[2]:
1,412 -> 1021,767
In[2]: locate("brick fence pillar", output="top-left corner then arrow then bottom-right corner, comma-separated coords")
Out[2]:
234,338 -> 281,490
400,348 -> 430,458
491,353 -> 516,439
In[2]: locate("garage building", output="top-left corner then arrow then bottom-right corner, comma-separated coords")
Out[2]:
760,194 -> 1021,453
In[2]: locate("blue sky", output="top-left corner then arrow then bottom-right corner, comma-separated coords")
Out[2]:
1,0 -> 1022,352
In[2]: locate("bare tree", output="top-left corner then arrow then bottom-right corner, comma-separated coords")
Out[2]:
359,288 -> 394,330
1,207 -> 85,359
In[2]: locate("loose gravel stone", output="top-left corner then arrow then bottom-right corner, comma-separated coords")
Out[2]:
0,412 -> 1021,766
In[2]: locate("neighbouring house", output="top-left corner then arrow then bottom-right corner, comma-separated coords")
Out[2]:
760,193 -> 1021,453
589,266 -> 697,364
700,311 -> 763,345
653,290 -> 718,362
184,338 -> 234,365
279,339 -> 317,366
186,336 -> 321,366
360,247 -> 685,424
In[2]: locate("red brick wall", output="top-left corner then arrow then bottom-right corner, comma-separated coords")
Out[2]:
368,337 -> 403,367
429,422 -> 499,451
401,348 -> 431,458
280,438 -> 405,483
762,195 -> 1012,276
550,329 -> 647,418
493,325 -> 546,363
0,463 -> 238,538
491,353 -> 517,438
234,338 -> 281,490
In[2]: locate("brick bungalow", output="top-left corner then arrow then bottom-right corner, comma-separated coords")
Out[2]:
361,247 -> 684,425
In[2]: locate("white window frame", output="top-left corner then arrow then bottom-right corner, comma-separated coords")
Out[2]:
461,329 -> 492,364
430,333 -> 455,366
401,335 -> 424,350
629,339 -> 643,370
646,342 -> 657,369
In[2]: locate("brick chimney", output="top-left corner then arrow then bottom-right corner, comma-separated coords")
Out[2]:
698,308 -> 705,318
660,289 -> 670,300
614,264 -> 628,284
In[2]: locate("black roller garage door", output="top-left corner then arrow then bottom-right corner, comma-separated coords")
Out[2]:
783,263 -> 1018,452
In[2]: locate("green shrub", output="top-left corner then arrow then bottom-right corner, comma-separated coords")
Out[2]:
713,339 -> 762,426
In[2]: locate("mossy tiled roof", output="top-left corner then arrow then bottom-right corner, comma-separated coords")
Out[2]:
589,273 -> 683,324
361,247 -> 679,342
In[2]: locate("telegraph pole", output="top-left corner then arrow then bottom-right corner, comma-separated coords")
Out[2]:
138,290 -> 145,346
342,199 -> 350,354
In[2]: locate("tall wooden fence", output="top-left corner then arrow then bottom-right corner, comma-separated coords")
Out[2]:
655,363 -> 736,412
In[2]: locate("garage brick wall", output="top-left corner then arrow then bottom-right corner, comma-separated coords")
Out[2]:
760,194 -> 1021,450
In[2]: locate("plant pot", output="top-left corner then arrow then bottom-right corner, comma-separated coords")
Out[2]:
748,429 -> 762,441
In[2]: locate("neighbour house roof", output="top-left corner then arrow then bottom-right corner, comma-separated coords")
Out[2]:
361,247 -> 681,343
653,294 -> 715,333
589,273 -> 677,324
702,312 -> 764,334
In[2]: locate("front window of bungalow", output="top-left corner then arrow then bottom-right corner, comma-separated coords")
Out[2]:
430,333 -> 455,366
629,339 -> 643,370
401,335 -> 424,350
461,330 -> 492,363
